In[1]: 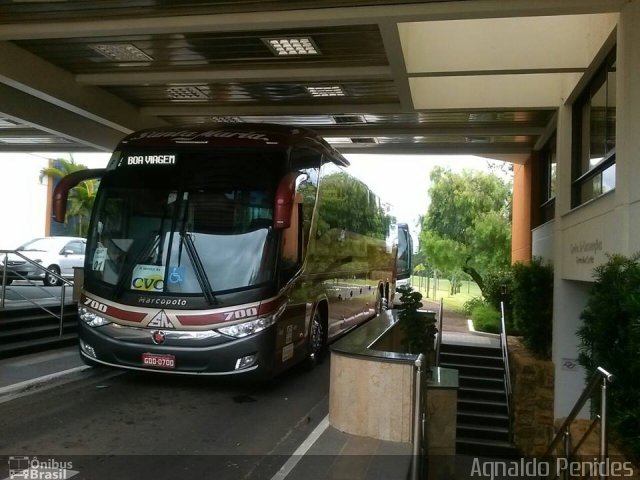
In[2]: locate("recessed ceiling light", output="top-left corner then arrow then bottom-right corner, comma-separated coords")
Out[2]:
166,86 -> 209,100
262,37 -> 321,56
324,138 -> 353,144
305,85 -> 346,97
0,137 -> 71,144
209,116 -> 243,123
0,118 -> 21,128
89,43 -> 154,62
333,115 -> 366,124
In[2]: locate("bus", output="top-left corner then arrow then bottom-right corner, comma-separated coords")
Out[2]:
53,124 -> 411,377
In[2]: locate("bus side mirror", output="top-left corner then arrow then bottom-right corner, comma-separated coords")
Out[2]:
274,172 -> 300,230
52,169 -> 105,223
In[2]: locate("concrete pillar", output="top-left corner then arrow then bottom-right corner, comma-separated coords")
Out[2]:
552,279 -> 591,418
511,159 -> 533,263
617,0 -> 640,253
551,100 -> 592,418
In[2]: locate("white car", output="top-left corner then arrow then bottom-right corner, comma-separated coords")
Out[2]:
1,236 -> 86,286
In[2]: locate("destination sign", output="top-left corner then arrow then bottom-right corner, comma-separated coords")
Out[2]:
126,154 -> 176,166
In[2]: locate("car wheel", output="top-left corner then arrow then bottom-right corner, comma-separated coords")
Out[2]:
304,307 -> 327,371
44,265 -> 62,286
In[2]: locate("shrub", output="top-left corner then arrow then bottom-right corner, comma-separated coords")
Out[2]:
577,253 -> 640,460
397,285 -> 438,359
471,304 -> 501,334
511,257 -> 553,359
482,268 -> 514,329
463,296 -> 486,316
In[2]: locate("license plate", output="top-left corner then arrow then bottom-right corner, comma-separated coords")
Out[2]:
142,353 -> 175,369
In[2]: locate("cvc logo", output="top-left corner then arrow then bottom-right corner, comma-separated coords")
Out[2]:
131,265 -> 166,292
131,276 -> 164,292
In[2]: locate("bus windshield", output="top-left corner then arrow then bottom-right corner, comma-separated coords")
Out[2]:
85,150 -> 282,297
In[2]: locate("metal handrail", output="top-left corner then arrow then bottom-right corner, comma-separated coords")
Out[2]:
544,367 -> 613,454
543,367 -> 613,480
500,301 -> 513,439
435,297 -> 444,366
411,353 -> 426,480
1,250 -> 74,336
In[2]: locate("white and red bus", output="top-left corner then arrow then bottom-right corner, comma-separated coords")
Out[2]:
54,124 -> 411,377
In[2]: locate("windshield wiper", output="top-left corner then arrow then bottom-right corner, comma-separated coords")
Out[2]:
180,232 -> 217,306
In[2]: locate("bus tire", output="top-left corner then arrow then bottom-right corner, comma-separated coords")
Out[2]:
303,306 -> 326,371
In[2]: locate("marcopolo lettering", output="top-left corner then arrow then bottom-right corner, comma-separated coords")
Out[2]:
127,155 -> 176,166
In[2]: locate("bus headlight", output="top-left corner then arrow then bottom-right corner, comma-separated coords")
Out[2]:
217,316 -> 276,339
79,306 -> 112,327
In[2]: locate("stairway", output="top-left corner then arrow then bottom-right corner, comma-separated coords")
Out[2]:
439,341 -> 520,458
0,306 -> 78,359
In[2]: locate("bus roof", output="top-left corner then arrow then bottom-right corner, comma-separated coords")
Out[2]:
118,123 -> 349,167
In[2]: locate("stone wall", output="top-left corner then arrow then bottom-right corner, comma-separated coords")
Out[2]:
508,336 -> 555,456
330,352 -> 415,442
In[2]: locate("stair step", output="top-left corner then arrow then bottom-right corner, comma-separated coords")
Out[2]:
0,321 -> 77,342
0,333 -> 77,359
458,411 -> 509,428
440,353 -> 504,369
0,312 -> 76,328
439,362 -> 505,379
458,398 -> 509,415
459,374 -> 505,389
458,423 -> 510,442
460,386 -> 506,395
459,387 -> 507,403
440,342 -> 502,357
456,437 -> 520,458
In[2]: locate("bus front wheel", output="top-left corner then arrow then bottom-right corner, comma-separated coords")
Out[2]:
304,307 -> 326,371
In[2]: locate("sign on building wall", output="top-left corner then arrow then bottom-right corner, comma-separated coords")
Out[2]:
561,208 -> 622,281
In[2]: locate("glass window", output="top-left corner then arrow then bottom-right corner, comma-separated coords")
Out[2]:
85,149 -> 283,296
537,135 -> 556,226
64,241 -> 85,255
572,49 -> 616,207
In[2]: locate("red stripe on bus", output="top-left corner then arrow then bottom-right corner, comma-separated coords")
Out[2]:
176,299 -> 283,327
176,312 -> 227,326
107,306 -> 147,323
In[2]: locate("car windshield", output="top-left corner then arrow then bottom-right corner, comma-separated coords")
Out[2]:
18,238 -> 61,252
85,149 -> 283,297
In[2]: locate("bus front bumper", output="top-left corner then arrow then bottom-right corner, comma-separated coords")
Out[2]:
78,321 -> 277,376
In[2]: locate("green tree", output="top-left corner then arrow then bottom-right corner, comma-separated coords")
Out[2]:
419,166 -> 511,295
40,158 -> 98,237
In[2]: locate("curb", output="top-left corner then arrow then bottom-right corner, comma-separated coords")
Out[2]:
467,318 -> 501,338
0,366 -> 90,404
